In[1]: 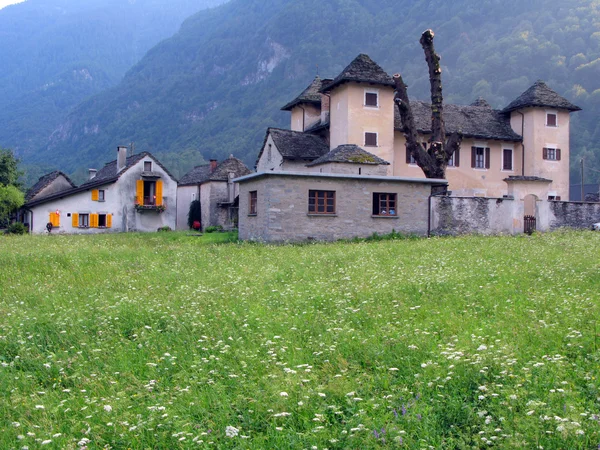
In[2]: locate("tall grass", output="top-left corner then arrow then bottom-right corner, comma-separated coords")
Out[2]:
0,230 -> 598,448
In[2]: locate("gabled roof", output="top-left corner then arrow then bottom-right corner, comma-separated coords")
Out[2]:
502,80 -> 581,113
395,100 -> 523,142
307,144 -> 390,167
25,171 -> 76,202
320,54 -> 395,93
24,151 -> 175,207
255,127 -> 329,166
281,76 -> 332,111
179,156 -> 252,186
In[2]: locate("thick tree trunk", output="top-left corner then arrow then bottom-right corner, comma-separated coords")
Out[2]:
394,29 -> 462,180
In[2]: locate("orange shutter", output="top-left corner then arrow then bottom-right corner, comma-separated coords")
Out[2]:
49,212 -> 54,227
49,212 -> 60,227
91,190 -> 99,201
155,181 -> 163,206
72,213 -> 79,228
106,214 -> 112,228
90,214 -> 98,228
136,180 -> 144,205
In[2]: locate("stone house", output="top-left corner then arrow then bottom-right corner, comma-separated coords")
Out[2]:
177,155 -> 251,230
21,147 -> 177,233
237,53 -> 584,241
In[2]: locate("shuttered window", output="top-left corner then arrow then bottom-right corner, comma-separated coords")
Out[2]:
365,91 -> 378,107
136,180 -> 144,205
364,132 -> 378,147
49,212 -> 60,227
503,149 -> 513,171
72,213 -> 79,228
448,150 -> 460,167
543,147 -> 561,161
471,147 -> 490,169
155,181 -> 163,206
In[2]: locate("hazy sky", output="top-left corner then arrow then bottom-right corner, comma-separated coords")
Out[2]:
0,0 -> 25,9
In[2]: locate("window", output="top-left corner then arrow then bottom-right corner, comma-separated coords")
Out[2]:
267,144 -> 272,162
546,112 -> 557,127
308,190 -> 335,214
365,132 -> 378,147
503,149 -> 513,171
548,195 -> 562,201
98,190 -> 105,202
98,214 -> 107,228
365,90 -> 378,107
471,146 -> 490,169
447,150 -> 459,167
79,213 -> 89,228
144,161 -> 152,171
373,193 -> 397,216
249,191 -> 257,215
543,147 -> 561,161
406,148 -> 417,165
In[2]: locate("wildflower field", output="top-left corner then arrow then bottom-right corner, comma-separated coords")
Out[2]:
0,230 -> 599,449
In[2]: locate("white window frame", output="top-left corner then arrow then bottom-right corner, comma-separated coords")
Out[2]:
447,150 -> 458,168
364,131 -> 378,147
98,189 -> 105,202
545,143 -> 559,161
79,213 -> 90,228
144,161 -> 152,171
546,110 -> 558,128
501,145 -> 514,172
364,89 -> 379,108
473,142 -> 488,170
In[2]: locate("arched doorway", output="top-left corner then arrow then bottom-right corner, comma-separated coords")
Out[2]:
523,194 -> 538,234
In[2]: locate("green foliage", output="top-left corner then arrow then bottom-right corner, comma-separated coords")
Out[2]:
157,225 -> 172,232
5,222 -> 27,235
0,184 -> 24,227
187,199 -> 202,229
204,225 -> 223,233
0,230 -> 598,447
0,147 -> 22,188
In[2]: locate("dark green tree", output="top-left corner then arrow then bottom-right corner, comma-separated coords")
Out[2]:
187,199 -> 202,229
0,148 -> 22,188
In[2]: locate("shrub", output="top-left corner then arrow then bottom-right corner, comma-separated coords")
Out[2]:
157,226 -> 172,232
6,222 -> 27,235
204,225 -> 223,233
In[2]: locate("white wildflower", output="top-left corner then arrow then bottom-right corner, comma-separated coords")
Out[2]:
103,405 -> 112,412
280,392 -> 288,397
225,426 -> 239,438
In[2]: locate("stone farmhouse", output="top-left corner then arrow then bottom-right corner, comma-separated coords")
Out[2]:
176,155 -> 251,231
236,53 -> 586,241
21,147 -> 177,233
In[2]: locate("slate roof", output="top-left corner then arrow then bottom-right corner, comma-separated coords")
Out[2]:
179,156 -> 252,186
504,175 -> 552,183
281,76 -> 332,111
320,54 -> 395,93
502,80 -> 581,113
256,128 -> 329,166
307,144 -> 389,167
24,151 -> 175,207
395,100 -> 523,142
25,171 -> 76,202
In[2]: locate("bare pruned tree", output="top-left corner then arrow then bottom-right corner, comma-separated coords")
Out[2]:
394,29 -> 462,179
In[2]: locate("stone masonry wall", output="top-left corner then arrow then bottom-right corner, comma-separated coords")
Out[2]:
238,175 -> 432,242
549,201 -> 600,229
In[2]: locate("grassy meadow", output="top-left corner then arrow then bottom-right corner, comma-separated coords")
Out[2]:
0,230 -> 599,449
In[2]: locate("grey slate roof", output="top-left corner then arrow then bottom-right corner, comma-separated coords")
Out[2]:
255,128 -> 329,166
395,100 -> 523,142
281,76 -> 332,111
504,175 -> 552,183
320,54 -> 395,93
307,144 -> 390,167
25,171 -> 76,202
502,80 -> 581,113
179,156 -> 252,186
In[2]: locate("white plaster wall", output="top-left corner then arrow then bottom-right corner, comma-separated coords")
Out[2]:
176,185 -> 198,230
256,135 -> 284,172
28,156 -> 176,234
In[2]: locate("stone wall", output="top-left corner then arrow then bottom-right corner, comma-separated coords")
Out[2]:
549,201 -> 600,229
238,173 -> 437,242
430,196 -> 518,235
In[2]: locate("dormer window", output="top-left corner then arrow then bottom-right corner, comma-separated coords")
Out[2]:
546,111 -> 557,127
364,90 -> 379,108
144,161 -> 152,171
365,132 -> 378,147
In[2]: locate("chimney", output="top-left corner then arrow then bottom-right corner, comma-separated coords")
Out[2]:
210,159 -> 218,173
117,146 -> 128,172
88,169 -> 97,180
320,93 -> 330,124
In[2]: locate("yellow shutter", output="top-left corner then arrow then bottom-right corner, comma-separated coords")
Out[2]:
49,212 -> 54,227
90,214 -> 98,228
49,212 -> 60,227
155,180 -> 163,206
91,190 -> 99,201
136,180 -> 144,205
72,213 -> 79,228
106,214 -> 112,228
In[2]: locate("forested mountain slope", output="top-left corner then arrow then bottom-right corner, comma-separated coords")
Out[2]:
11,0 -> 600,185
0,0 -> 225,175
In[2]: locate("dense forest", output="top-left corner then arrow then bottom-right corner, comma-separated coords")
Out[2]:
0,0 -> 225,182
3,0 -> 600,187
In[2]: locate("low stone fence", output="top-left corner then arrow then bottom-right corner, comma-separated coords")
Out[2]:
549,201 -> 600,229
430,195 -> 600,235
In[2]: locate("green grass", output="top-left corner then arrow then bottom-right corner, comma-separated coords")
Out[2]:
0,230 -> 599,449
